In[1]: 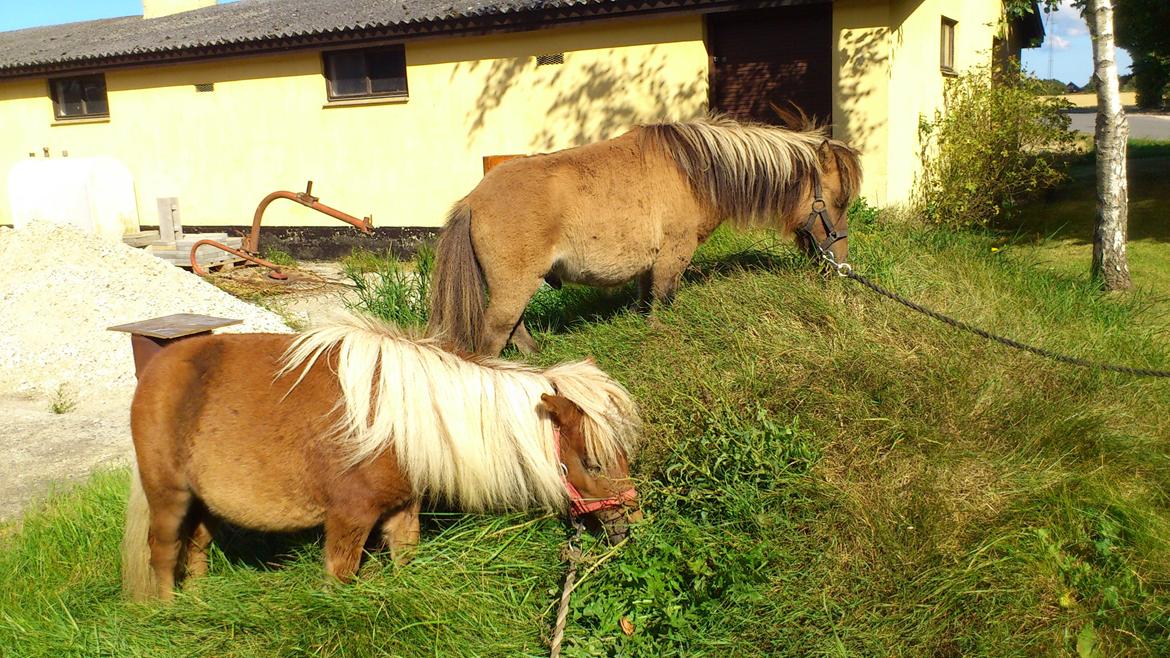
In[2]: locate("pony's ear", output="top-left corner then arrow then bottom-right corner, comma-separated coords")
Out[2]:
818,140 -> 836,168
540,393 -> 582,428
584,356 -> 596,365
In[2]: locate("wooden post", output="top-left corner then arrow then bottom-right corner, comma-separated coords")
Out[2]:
156,197 -> 182,241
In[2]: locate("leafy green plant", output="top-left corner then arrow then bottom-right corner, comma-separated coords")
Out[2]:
915,62 -> 1078,229
568,409 -> 822,655
48,384 -> 77,414
344,244 -> 434,327
847,196 -> 881,229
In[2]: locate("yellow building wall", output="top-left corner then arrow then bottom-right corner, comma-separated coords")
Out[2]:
0,15 -> 709,230
833,0 -> 893,205
834,0 -> 1009,206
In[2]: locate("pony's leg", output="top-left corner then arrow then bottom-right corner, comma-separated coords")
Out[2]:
323,509 -> 380,583
510,321 -> 540,355
636,271 -> 654,314
183,505 -> 216,580
146,487 -> 193,602
380,499 -> 421,564
481,276 -> 543,356
650,244 -> 697,311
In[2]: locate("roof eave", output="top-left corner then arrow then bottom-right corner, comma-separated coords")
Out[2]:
0,0 -> 820,80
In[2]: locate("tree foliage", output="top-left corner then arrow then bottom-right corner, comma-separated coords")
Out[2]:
1115,0 -> 1170,108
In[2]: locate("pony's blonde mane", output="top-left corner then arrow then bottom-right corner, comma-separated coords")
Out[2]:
278,312 -> 640,512
637,114 -> 861,231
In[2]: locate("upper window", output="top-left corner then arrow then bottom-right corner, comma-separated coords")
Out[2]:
940,18 -> 957,74
50,74 -> 109,120
323,46 -> 407,101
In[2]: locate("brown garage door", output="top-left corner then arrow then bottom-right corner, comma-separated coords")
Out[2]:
708,4 -> 832,125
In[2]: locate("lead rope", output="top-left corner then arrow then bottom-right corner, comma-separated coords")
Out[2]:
549,520 -> 585,658
816,250 -> 1170,378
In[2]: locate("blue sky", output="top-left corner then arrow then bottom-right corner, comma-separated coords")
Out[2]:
1021,1 -> 1132,85
0,1 -> 146,31
1,0 -> 1127,86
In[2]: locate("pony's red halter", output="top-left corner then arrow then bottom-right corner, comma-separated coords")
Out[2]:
552,427 -> 637,517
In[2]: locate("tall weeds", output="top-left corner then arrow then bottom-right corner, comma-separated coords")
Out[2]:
342,244 -> 433,327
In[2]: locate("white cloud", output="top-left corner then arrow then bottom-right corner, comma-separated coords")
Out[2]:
1043,0 -> 1089,36
1051,35 -> 1071,50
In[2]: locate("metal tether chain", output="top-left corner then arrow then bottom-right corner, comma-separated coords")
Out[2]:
818,251 -> 1170,378
549,520 -> 585,658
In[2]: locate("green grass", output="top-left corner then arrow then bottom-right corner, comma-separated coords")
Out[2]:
3,194 -> 1170,655
260,246 -> 297,268
340,247 -> 392,275
1005,139 -> 1170,323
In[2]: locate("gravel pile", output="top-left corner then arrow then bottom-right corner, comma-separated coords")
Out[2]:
0,222 -> 291,399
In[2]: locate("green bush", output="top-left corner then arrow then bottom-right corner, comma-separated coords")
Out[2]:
915,63 -> 1077,229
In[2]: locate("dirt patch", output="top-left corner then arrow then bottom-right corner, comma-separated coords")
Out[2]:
0,391 -> 133,520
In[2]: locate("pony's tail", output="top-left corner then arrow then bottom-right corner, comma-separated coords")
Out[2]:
428,202 -> 486,353
121,463 -> 157,601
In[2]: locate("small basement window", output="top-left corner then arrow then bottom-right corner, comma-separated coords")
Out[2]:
50,74 -> 109,120
323,45 -> 407,101
940,17 -> 957,74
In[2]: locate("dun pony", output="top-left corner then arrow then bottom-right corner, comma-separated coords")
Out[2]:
429,114 -> 862,356
123,312 -> 641,601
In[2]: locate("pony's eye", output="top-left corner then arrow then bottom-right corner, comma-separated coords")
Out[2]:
584,461 -> 603,476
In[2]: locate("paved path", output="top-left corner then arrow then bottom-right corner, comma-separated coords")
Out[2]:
1066,110 -> 1170,140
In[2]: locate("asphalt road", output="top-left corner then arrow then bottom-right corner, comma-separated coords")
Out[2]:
1066,110 -> 1170,140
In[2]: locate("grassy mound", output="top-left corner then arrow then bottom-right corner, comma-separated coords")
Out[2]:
2,210 -> 1168,656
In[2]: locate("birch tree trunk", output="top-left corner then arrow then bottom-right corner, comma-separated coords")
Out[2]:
1087,0 -> 1132,291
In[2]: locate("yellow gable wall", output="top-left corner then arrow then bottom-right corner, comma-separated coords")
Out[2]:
833,0 -> 893,205
0,15 -> 708,229
834,0 -> 1007,206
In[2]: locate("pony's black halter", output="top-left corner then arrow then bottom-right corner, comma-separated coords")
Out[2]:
796,170 -> 847,259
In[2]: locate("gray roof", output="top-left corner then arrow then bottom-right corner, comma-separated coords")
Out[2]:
0,0 -> 722,77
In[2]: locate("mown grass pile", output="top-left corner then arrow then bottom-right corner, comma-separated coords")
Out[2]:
2,199 -> 1168,656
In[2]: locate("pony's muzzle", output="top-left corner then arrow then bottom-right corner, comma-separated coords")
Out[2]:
595,498 -> 642,545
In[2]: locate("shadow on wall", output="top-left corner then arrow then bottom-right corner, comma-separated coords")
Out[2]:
834,23 -> 899,159
453,45 -> 707,152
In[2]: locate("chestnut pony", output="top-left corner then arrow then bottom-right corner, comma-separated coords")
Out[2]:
122,312 -> 641,601
429,114 -> 862,356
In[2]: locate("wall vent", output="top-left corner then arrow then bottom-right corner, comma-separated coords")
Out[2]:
535,53 -> 564,66
194,83 -> 215,92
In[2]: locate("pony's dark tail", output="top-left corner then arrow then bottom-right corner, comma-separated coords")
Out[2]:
428,202 -> 485,353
